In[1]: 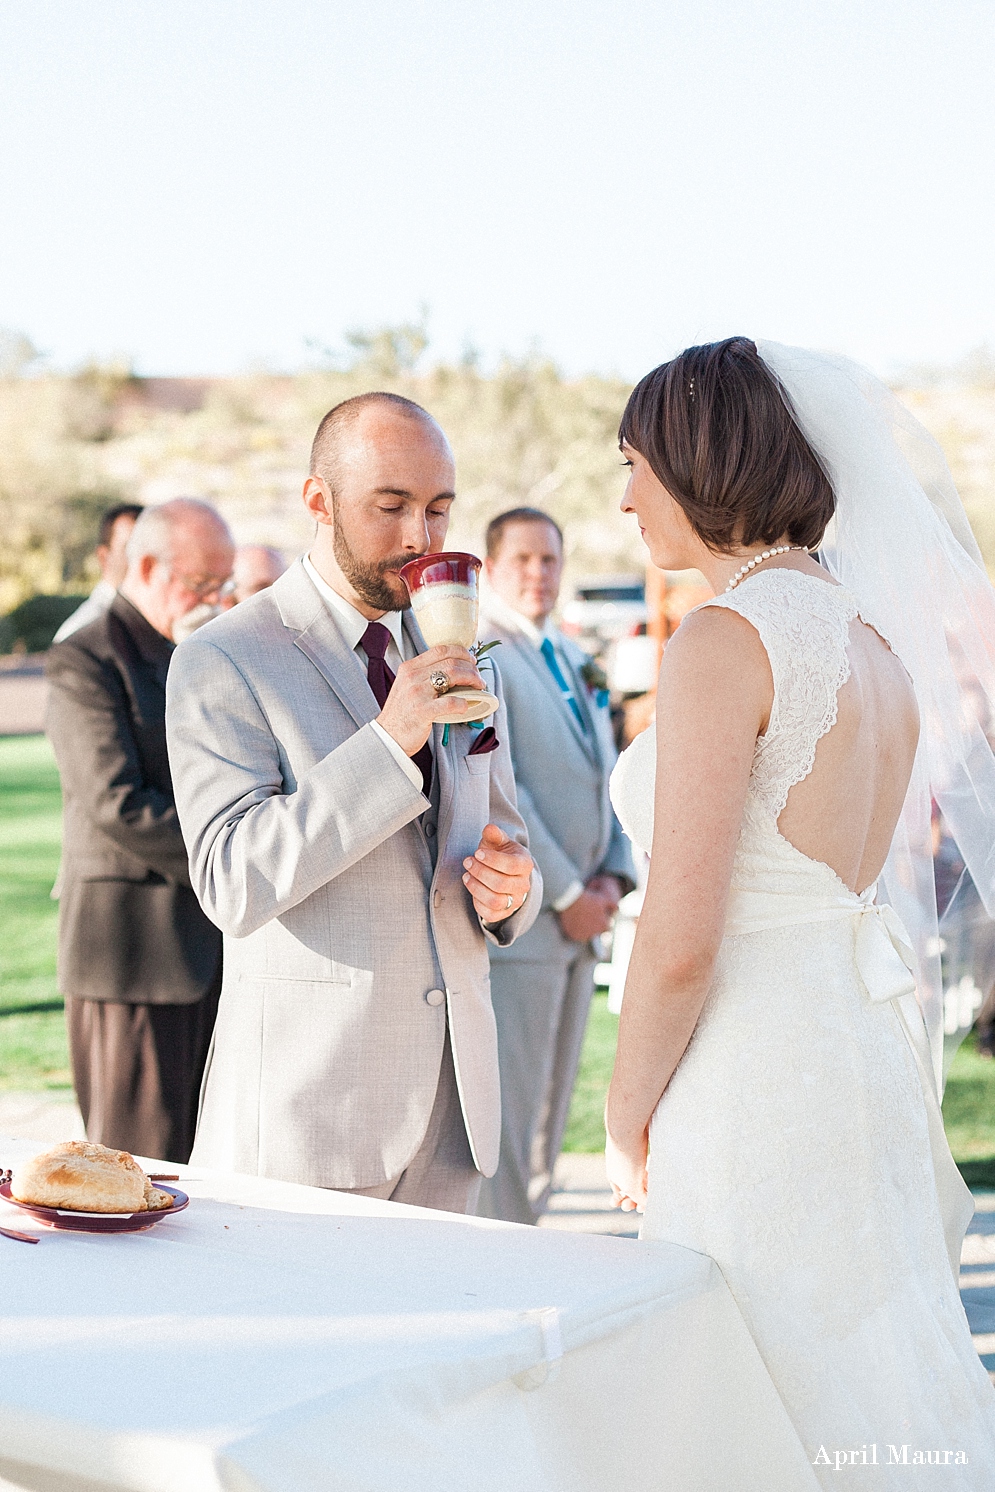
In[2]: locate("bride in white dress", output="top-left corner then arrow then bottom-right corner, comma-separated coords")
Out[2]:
606,338 -> 995,1482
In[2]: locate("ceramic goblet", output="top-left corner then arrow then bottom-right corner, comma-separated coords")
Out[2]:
399,552 -> 500,723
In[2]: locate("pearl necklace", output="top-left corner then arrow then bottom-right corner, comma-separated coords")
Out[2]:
725,545 -> 807,593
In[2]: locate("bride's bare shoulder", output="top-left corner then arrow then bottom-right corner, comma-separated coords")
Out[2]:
659,604 -> 774,720
664,603 -> 771,673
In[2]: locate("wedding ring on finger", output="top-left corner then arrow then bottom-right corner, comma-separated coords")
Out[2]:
429,669 -> 450,697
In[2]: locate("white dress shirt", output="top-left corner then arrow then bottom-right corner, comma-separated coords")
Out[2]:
303,554 -> 423,791
480,590 -> 585,913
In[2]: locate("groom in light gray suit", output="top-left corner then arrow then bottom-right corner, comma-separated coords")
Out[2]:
166,394 -> 538,1213
475,509 -> 634,1225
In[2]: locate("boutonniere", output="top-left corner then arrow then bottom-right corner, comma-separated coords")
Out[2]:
579,658 -> 610,709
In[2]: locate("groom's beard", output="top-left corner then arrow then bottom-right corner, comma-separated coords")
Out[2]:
332,506 -> 415,614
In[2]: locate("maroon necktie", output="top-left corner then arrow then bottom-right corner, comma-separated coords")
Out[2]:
361,622 -> 433,794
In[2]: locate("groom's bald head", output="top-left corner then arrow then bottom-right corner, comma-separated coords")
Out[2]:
309,392 -> 450,492
302,392 -> 456,616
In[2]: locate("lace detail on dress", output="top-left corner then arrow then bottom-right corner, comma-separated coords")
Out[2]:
609,571 -> 862,858
698,571 -> 859,821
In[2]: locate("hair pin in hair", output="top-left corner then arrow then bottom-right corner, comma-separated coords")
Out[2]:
688,377 -> 695,402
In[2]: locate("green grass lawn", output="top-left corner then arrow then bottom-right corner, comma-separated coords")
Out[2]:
562,992 -> 617,1152
0,734 -> 72,1091
940,1036 -> 995,1187
4,733 -> 995,1179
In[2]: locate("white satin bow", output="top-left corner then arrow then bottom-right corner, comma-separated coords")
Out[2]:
854,900 -> 918,1004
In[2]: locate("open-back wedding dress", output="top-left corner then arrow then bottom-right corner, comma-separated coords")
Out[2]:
610,567 -> 995,1484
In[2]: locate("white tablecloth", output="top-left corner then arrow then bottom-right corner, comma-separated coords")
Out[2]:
0,1138 -> 818,1492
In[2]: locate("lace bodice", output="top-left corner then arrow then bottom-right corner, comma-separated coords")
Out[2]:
610,570 -> 860,857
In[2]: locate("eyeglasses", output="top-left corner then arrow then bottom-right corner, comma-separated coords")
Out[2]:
166,568 -> 235,601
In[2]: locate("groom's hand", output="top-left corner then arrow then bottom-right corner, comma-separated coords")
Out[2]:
377,645 -> 484,755
463,823 -> 533,924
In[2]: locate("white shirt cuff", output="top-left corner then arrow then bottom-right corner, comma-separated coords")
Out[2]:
552,879 -> 585,913
370,721 -> 425,790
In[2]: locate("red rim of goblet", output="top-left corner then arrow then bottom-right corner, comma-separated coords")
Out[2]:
399,552 -> 482,596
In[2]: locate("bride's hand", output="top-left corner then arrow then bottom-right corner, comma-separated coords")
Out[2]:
605,1122 -> 648,1212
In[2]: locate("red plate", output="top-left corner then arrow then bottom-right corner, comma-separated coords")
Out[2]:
0,1180 -> 188,1233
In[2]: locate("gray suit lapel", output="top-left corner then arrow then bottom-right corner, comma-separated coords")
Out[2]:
522,635 -> 598,763
277,561 -> 381,730
559,644 -> 604,765
480,611 -> 596,759
434,726 -> 456,855
293,618 -> 379,731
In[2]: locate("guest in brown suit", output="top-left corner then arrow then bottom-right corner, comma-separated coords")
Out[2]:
45,498 -> 234,1162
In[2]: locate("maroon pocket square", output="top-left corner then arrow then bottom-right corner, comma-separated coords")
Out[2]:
468,727 -> 499,755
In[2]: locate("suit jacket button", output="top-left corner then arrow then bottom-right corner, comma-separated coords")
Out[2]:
425,988 -> 445,1006
425,821 -> 436,837
433,891 -> 443,908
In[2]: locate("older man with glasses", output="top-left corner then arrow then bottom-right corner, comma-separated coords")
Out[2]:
45,499 -> 234,1162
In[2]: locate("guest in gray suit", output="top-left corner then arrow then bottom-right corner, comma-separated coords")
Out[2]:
475,508 -> 635,1225
166,393 -> 539,1213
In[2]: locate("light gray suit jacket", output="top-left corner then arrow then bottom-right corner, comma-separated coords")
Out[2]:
478,610 -> 634,967
165,561 -> 539,1189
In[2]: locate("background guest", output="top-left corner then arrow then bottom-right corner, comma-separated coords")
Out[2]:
52,502 -> 145,641
170,549 -> 287,641
228,544 -> 287,604
174,544 -> 288,641
476,507 -> 635,1224
44,498 -> 233,1162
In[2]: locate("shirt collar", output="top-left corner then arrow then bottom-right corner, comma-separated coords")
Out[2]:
110,593 -> 175,673
303,553 -> 406,656
480,588 -> 553,650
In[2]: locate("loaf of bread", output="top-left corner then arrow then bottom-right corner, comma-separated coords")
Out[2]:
144,1184 -> 175,1210
10,1140 -> 174,1213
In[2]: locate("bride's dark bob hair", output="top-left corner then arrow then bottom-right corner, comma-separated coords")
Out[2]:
619,336 -> 835,554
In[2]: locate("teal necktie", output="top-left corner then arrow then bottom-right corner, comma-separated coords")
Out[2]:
540,636 -> 586,732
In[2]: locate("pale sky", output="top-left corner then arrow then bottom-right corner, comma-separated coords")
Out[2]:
0,0 -> 992,379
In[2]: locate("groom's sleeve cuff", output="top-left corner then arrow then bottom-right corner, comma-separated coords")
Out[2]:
370,721 -> 424,790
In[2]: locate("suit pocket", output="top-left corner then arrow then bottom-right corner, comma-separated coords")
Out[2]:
258,976 -> 364,1070
463,754 -> 491,777
467,725 -> 499,756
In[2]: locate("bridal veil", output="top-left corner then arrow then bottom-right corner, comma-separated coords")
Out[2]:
757,341 -> 995,1091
